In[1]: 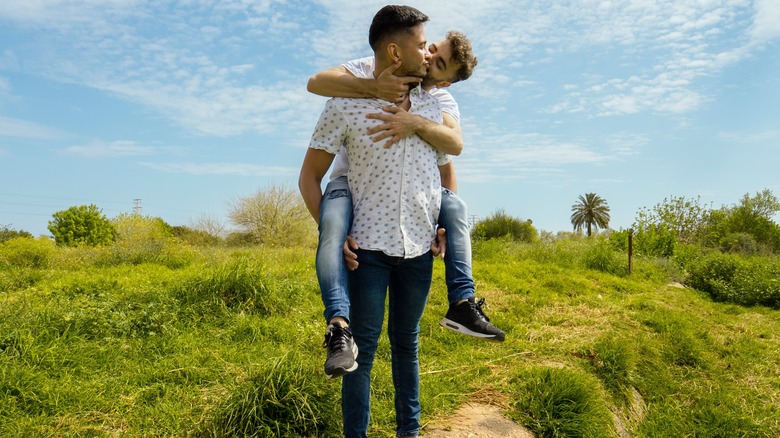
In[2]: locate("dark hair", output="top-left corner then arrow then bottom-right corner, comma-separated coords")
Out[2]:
446,30 -> 478,83
368,5 -> 429,51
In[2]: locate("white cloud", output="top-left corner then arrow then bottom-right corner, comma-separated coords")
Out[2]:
0,116 -> 67,139
65,140 -> 155,158
751,0 -> 780,41
0,0 -> 770,143
140,161 -> 298,177
456,129 -> 613,183
717,130 -> 780,143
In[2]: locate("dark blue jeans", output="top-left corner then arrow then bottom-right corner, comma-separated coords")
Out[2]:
342,249 -> 433,438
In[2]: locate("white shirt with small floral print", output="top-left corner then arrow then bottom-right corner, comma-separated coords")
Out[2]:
309,87 -> 450,258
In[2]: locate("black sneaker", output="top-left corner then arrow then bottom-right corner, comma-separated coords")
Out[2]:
440,297 -> 505,342
323,324 -> 358,378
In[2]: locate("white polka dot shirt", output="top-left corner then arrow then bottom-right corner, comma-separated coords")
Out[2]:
309,87 -> 450,258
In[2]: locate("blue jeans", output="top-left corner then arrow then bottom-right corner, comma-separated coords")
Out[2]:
342,249 -> 433,438
316,178 -> 475,323
316,176 -> 353,323
437,188 -> 476,304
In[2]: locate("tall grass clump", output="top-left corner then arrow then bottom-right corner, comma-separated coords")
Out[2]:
175,256 -> 280,315
578,334 -> 637,403
584,238 -> 628,276
201,353 -> 340,437
509,367 -> 616,438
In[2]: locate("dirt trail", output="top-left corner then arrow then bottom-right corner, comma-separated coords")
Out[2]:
422,403 -> 534,437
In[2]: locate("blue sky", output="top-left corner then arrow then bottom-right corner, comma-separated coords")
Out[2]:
1,0 -> 779,237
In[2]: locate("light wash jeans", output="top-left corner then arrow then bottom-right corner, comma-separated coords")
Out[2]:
316,176 -> 353,323
342,249 -> 433,438
315,176 -> 476,323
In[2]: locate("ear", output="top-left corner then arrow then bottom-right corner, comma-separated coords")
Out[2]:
387,43 -> 401,63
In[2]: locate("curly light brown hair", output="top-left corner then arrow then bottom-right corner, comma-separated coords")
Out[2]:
446,30 -> 478,83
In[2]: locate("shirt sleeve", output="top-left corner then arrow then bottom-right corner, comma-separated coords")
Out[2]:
342,57 -> 375,80
308,99 -> 347,155
437,151 -> 452,166
429,89 -> 460,125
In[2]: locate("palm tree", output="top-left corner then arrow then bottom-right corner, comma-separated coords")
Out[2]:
571,193 -> 611,236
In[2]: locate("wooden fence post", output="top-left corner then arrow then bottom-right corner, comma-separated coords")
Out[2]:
628,229 -> 634,275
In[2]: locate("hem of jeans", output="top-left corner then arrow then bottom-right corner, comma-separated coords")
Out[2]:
447,290 -> 476,305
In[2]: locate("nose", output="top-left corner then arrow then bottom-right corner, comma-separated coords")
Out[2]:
424,47 -> 431,63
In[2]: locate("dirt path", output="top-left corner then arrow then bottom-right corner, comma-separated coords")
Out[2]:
422,403 -> 535,437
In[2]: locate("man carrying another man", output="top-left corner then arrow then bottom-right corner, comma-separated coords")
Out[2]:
305,9 -> 505,380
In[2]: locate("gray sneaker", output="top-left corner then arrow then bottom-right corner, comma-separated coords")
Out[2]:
323,324 -> 358,378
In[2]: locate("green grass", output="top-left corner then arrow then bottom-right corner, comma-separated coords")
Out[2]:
1,237 -> 779,436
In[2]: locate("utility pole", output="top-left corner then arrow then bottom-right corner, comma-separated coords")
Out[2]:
133,199 -> 142,215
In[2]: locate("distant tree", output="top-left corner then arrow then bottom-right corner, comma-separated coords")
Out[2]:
635,195 -> 709,244
711,189 -> 780,253
112,213 -> 173,242
48,204 -> 116,247
172,225 -> 221,246
473,209 -> 537,242
189,213 -> 226,239
228,184 -> 316,247
570,193 -> 610,237
0,224 -> 33,243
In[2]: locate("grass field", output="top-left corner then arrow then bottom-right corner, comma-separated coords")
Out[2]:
1,237 -> 779,437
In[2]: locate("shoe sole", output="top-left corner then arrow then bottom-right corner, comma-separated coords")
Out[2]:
440,318 -> 505,342
325,342 -> 359,379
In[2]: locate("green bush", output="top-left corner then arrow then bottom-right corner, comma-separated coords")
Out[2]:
100,214 -> 199,268
0,225 -> 33,243
685,252 -> 780,307
172,225 -> 221,246
510,367 -> 615,437
473,210 -> 537,242
0,237 -> 56,269
720,232 -> 758,255
48,204 -> 116,247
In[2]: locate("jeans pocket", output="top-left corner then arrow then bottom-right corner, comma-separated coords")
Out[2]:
326,188 -> 350,199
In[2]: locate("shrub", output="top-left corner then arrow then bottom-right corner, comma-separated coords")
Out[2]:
104,214 -> 198,268
171,225 -> 221,246
720,232 -> 758,255
0,237 -> 56,269
228,184 -> 317,248
473,209 -> 537,242
48,204 -> 116,247
627,225 -> 677,257
683,251 -> 780,307
0,225 -> 33,243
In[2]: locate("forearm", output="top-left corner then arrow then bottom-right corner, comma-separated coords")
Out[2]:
298,148 -> 335,223
307,67 -> 377,98
415,118 -> 463,156
439,161 -> 458,193
299,176 -> 324,223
